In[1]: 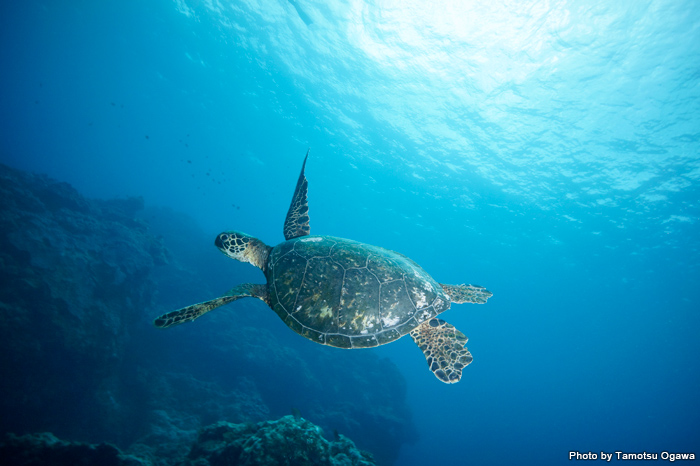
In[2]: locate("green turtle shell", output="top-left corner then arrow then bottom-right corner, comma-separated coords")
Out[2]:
265,235 -> 450,348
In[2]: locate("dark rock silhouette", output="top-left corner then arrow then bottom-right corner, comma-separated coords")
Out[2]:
0,416 -> 376,466
0,432 -> 149,466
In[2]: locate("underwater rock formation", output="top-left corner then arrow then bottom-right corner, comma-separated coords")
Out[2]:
0,416 -> 376,466
0,164 -> 168,444
0,432 -> 149,466
181,416 -> 375,466
0,163 -> 268,449
0,163 -> 416,465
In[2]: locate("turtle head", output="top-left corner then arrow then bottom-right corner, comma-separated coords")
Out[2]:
215,231 -> 271,272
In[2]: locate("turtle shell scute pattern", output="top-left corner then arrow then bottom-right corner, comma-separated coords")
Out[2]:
266,236 -> 450,349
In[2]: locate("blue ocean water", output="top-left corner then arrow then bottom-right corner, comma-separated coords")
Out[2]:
1,0 -> 699,464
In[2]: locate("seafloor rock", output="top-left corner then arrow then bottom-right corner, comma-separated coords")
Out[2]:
181,415 -> 376,466
127,374 -> 270,464
0,416 -> 375,466
0,432 -> 149,466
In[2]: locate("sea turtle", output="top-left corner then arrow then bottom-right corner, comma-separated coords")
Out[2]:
154,152 -> 492,383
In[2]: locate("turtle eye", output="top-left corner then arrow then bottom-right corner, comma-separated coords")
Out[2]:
215,233 -> 229,250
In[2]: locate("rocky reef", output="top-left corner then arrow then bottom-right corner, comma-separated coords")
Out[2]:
0,416 -> 375,466
180,415 -> 375,466
0,164 -> 169,445
0,432 -> 148,466
0,163 -> 417,465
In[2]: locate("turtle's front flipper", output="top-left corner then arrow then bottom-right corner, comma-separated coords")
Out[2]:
154,283 -> 268,328
283,150 -> 311,240
441,283 -> 492,304
410,318 -> 473,384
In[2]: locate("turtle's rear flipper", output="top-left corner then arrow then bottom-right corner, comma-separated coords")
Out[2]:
410,318 -> 473,384
154,283 -> 268,328
441,283 -> 492,304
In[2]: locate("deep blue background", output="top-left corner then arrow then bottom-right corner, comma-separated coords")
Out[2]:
1,0 -> 699,464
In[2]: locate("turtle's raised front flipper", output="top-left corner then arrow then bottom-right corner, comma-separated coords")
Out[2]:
441,283 -> 492,304
283,150 -> 311,240
154,283 -> 268,328
410,318 -> 473,384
